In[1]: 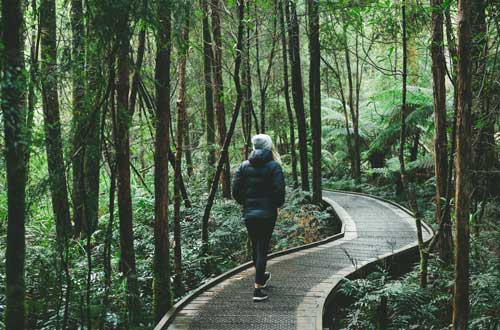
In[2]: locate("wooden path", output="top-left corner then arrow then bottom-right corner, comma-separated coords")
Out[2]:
155,190 -> 433,330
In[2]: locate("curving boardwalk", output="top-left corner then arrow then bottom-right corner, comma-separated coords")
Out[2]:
155,190 -> 433,330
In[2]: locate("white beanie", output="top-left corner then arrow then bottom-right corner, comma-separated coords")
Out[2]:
251,134 -> 273,151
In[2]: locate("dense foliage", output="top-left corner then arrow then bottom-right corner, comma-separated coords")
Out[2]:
0,0 -> 498,329
326,179 -> 500,330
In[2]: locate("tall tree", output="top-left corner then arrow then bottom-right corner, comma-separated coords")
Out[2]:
430,0 -> 453,264
40,2 -> 73,326
400,0 -> 427,288
343,29 -> 361,181
211,0 -> 231,198
82,1 -> 103,236
40,0 -> 72,240
2,1 -> 27,328
173,7 -> 190,297
115,1 -> 140,323
71,0 -> 86,235
202,0 -> 245,271
286,0 -> 309,191
153,0 -> 173,320
308,0 -> 322,203
453,0 -> 473,327
26,0 -> 39,175
242,0 -> 255,158
255,0 -> 278,133
201,0 -> 216,177
279,0 -> 298,187
471,0 -> 498,218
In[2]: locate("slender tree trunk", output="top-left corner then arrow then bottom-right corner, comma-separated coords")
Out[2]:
343,30 -> 361,181
255,0 -> 278,133
322,52 -> 355,177
453,0 -> 473,327
279,0 -> 298,187
153,0 -> 173,320
444,2 -> 458,259
471,0 -> 496,216
400,0 -> 427,288
26,0 -> 39,178
430,0 -> 453,264
2,1 -> 27,328
168,148 -> 192,208
173,12 -> 190,297
255,6 -> 264,133
184,113 -> 194,177
40,0 -> 72,242
201,0 -> 216,178
129,20 -> 146,117
286,0 -> 309,191
40,5 -> 74,317
242,0 -> 254,158
78,1 -> 102,237
71,0 -> 86,236
211,0 -> 231,198
102,66 -> 116,328
308,0 -> 322,203
115,4 -> 140,323
202,0 -> 245,271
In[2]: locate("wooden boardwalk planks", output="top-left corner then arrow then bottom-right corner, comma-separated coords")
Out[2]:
156,191 -> 433,330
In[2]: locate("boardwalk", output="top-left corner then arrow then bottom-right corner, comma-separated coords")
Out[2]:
155,190 -> 433,330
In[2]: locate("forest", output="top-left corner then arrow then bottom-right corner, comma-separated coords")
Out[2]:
0,0 -> 499,329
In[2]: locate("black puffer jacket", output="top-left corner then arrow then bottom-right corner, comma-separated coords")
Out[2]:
232,149 -> 285,220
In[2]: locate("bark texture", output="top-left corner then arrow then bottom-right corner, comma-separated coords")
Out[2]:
153,0 -> 173,320
453,0 -> 473,327
2,0 -> 27,328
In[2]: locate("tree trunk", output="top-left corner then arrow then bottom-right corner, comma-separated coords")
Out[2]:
308,0 -> 322,203
201,0 -> 216,178
71,0 -> 86,236
211,0 -> 231,198
184,113 -> 194,177
286,0 -> 309,191
78,1 -> 102,237
26,0 -> 39,180
323,52 -> 355,177
115,4 -> 140,323
242,0 -> 254,158
279,0 -> 298,187
400,0 -> 427,288
40,0 -> 72,241
471,0 -> 497,215
453,0 -> 473,327
430,0 -> 453,264
2,1 -> 27,328
202,0 -> 245,272
173,12 -> 190,297
102,66 -> 117,328
255,0 -> 278,133
343,29 -> 361,181
129,1 -> 147,117
153,0 -> 173,320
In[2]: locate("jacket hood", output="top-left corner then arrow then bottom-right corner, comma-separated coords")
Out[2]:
249,149 -> 273,167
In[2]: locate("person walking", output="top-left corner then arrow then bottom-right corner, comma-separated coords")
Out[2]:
233,134 -> 285,302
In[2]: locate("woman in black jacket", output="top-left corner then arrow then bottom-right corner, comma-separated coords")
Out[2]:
233,134 -> 285,301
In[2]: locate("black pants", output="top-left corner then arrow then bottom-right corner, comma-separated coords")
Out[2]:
245,218 -> 276,285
